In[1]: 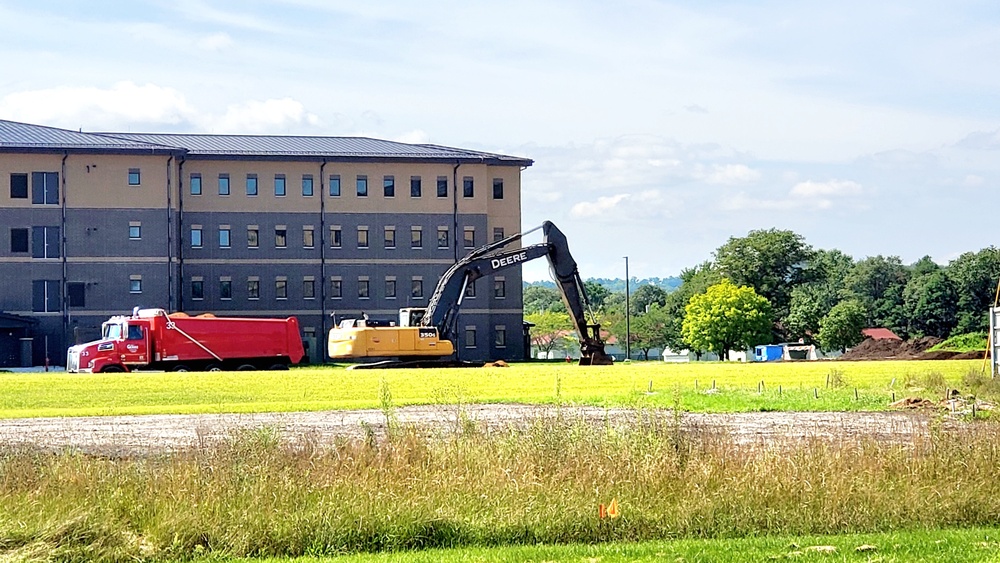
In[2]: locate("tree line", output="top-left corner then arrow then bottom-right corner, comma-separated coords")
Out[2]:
524,229 -> 1000,360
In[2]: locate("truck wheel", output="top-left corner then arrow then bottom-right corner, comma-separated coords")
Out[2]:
205,364 -> 224,372
101,365 -> 124,373
268,363 -> 289,371
172,365 -> 190,372
236,364 -> 256,371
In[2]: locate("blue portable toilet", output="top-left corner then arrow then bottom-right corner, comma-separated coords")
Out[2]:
754,345 -> 784,362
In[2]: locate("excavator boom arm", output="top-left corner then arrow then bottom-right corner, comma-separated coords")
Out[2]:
423,221 -> 613,365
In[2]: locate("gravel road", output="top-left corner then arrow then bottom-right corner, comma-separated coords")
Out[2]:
0,405 -> 945,456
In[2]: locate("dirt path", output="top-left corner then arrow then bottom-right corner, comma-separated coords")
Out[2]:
0,405 -> 946,456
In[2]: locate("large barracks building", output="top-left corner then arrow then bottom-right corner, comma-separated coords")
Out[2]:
0,120 -> 531,366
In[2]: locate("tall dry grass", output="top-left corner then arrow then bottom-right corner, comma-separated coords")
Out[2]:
2,410 -> 1000,561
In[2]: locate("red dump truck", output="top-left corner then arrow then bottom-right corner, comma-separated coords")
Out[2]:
66,308 -> 305,373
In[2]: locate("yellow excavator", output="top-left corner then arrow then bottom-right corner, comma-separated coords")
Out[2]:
328,221 -> 614,367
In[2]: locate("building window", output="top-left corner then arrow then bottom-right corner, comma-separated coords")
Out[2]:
492,178 -> 504,199
464,227 -> 475,248
10,228 -> 28,253
247,227 -> 259,248
411,277 -> 423,299
494,278 -> 506,299
358,278 -> 370,299
219,226 -> 231,248
329,175 -> 341,197
383,176 -> 395,197
129,222 -> 142,240
493,227 -> 505,242
410,176 -> 421,197
330,226 -> 342,248
191,226 -> 202,248
437,227 -> 449,248
463,176 -> 474,198
219,278 -> 232,300
275,277 -> 288,300
275,175 -> 286,197
191,278 -> 204,300
9,173 -> 27,199
247,279 -> 260,300
385,277 -> 396,299
32,172 -> 59,204
384,227 -> 396,249
465,326 -> 477,348
218,174 -> 230,196
275,227 -> 287,248
302,226 -> 315,248
190,174 -> 202,196
246,174 -> 258,196
330,278 -> 342,299
67,282 -> 85,308
32,280 -> 60,312
410,227 -> 422,249
31,227 -> 60,258
128,168 -> 141,186
129,275 -> 142,294
437,176 -> 448,198
357,227 -> 369,248
302,175 -> 314,197
303,278 -> 315,299
465,280 -> 476,298
495,326 -> 507,348
357,175 -> 368,197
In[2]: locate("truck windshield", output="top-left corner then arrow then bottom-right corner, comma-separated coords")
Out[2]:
102,323 -> 123,340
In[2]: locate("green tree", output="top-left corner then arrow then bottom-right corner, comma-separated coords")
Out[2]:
662,262 -> 721,354
818,299 -> 866,353
682,280 -> 772,360
630,284 -> 668,316
583,281 -> 611,312
784,249 -> 855,343
523,285 -> 565,315
524,311 -> 575,357
904,269 -> 958,338
714,229 -> 815,324
947,247 -> 1000,333
630,304 -> 671,360
841,255 -> 909,335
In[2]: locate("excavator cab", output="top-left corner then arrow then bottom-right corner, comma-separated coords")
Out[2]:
399,308 -> 426,327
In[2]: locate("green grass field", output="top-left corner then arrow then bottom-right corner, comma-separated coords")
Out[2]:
0,359 -> 988,418
280,527 -> 1000,562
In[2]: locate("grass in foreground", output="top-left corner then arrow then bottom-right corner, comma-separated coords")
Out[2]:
3,412 -> 1000,561
0,360 -> 994,418
269,527 -> 1000,562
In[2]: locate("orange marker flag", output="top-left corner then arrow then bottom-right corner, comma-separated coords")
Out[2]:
598,504 -> 607,519
607,498 -> 620,519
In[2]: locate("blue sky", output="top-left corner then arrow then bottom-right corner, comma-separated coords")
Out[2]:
2,0 -> 999,281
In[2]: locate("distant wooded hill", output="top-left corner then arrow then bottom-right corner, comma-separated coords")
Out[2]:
524,277 -> 682,293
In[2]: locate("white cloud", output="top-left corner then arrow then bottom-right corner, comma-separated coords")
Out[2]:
570,194 -> 631,218
197,32 -> 235,51
0,82 -> 196,129
393,130 -> 430,144
789,179 -> 863,198
205,98 -> 320,133
964,174 -> 985,187
696,163 -> 761,185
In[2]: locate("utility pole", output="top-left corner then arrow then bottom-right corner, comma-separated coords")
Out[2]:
624,256 -> 630,361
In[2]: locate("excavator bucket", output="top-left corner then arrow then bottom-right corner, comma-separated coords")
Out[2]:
579,351 -> 615,366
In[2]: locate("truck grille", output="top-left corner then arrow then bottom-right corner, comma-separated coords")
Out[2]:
67,350 -> 80,373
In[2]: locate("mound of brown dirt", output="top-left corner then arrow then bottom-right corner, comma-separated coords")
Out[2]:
950,350 -> 989,360
842,336 -> 943,361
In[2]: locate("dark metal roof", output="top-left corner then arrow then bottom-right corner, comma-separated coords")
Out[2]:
106,132 -> 532,165
0,120 -> 180,153
0,120 -> 532,166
